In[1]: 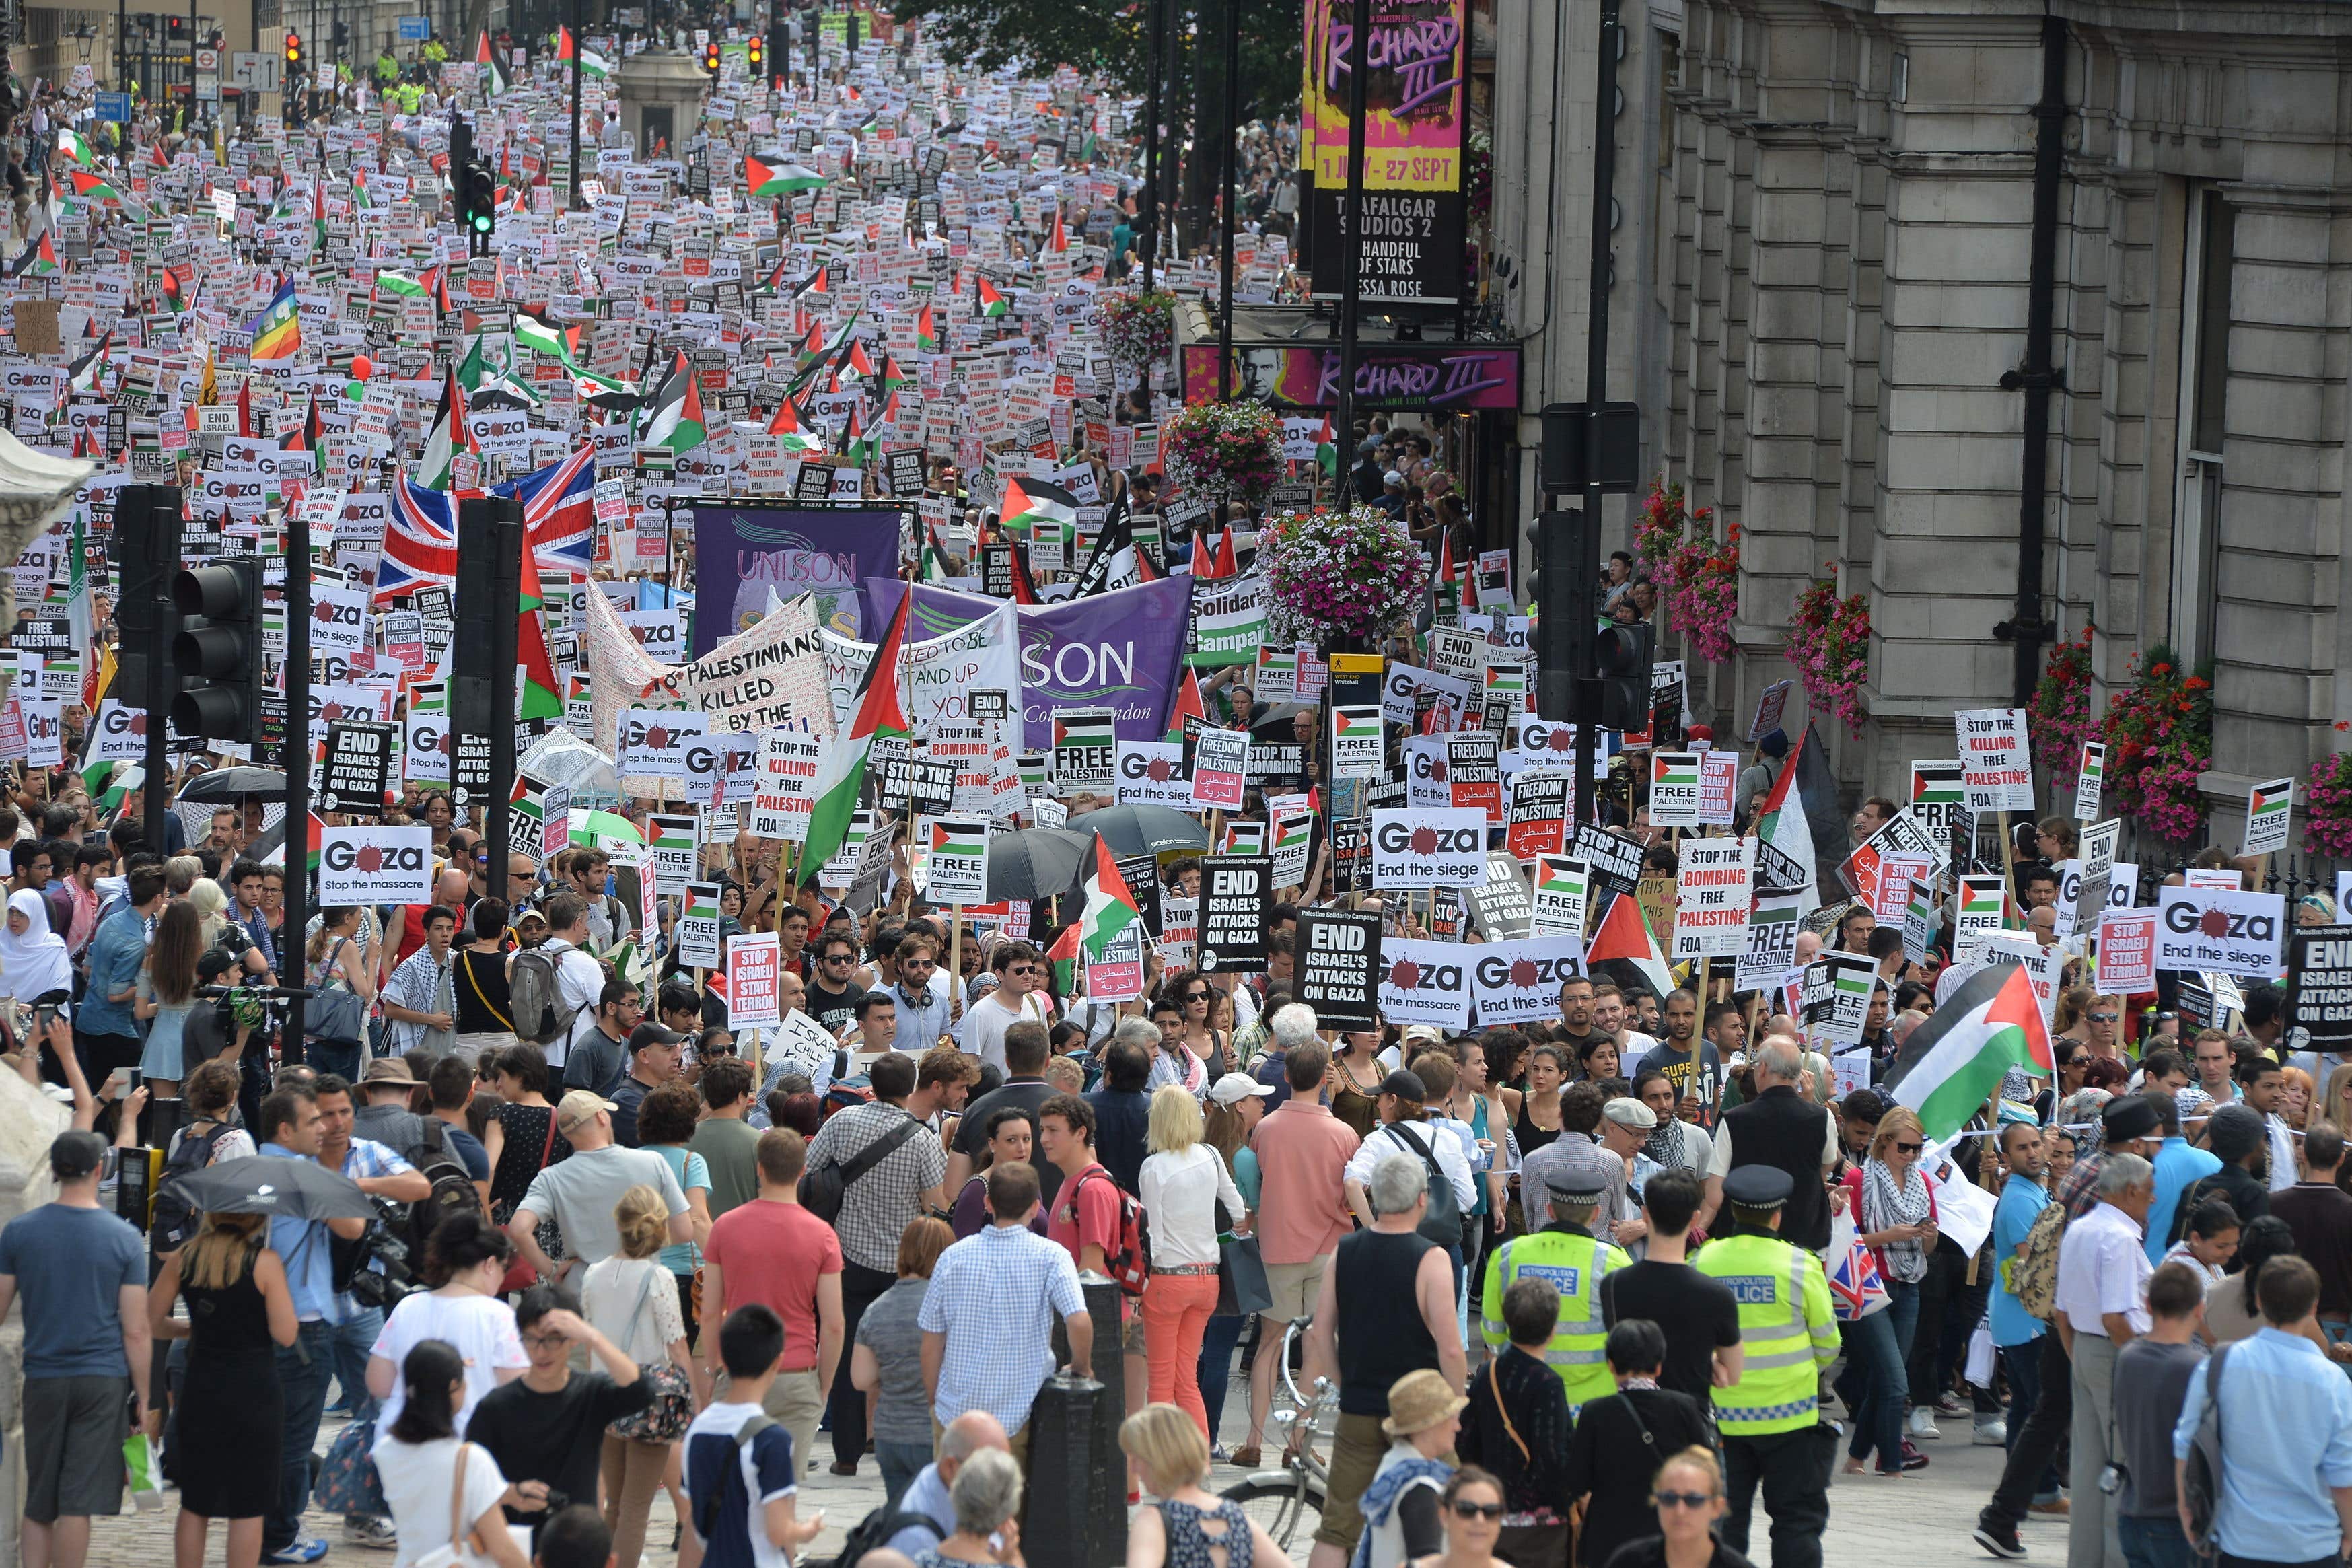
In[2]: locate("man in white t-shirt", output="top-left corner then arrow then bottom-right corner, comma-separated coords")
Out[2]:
538,892 -> 610,1071
958,941 -> 1053,1073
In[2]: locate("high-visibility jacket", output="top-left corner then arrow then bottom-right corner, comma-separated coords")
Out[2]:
1478,1225 -> 1629,1411
1691,1231 -> 1841,1436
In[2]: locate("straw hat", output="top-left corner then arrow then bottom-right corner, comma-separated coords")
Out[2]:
1382,1369 -> 1468,1437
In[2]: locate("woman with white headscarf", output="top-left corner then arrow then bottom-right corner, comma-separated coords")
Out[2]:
0,886 -> 73,1012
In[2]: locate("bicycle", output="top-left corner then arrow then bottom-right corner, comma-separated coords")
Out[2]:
1219,1316 -> 1333,1552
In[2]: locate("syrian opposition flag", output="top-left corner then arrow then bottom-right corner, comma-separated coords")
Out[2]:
1585,890 -> 1674,1003
800,592 -> 914,882
1754,721 -> 1847,911
1078,832 -> 1142,969
999,475 -> 1077,534
639,351 -> 707,454
746,155 -> 826,197
1883,964 -> 2055,1141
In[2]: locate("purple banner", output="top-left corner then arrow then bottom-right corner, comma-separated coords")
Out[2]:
690,506 -> 905,657
867,577 -> 1195,750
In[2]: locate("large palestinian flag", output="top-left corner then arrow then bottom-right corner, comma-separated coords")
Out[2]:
1882,964 -> 2054,1140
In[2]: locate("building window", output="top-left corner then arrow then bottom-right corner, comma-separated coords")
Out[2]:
2170,188 -> 2234,668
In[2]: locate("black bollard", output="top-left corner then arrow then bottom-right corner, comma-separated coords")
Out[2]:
1042,1271 -> 1129,1565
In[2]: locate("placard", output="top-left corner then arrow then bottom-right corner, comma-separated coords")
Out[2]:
726,932 -> 782,1028
1470,935 -> 1585,1026
1297,908 -> 1382,1030
1370,806 -> 1487,890
1575,825 -> 1646,903
1379,937 -> 1472,1030
2074,740 -> 2105,822
2075,818 -> 2121,933
1805,954 -> 1877,1046
1330,703 -> 1386,778
2244,777 -> 2295,857
1736,890 -> 1806,992
1672,837 -> 1752,959
1197,856 -> 1269,973
1956,707 -> 2034,812
540,785 -> 572,863
1648,752 -> 1705,828
1954,874 -> 2010,962
678,881 -> 723,968
1115,740 -> 1190,806
1900,878 -> 1937,965
1909,759 -> 1972,851
1053,707 -> 1117,792
1507,773 -> 1570,862
1190,727 -> 1249,810
923,814 -> 991,905
2287,925 -> 2352,1047
1463,851 -> 1534,941
1530,854 -> 1590,939
318,720 -> 394,812
647,812 -> 699,898
318,824 -> 431,904
2154,886 -> 2285,979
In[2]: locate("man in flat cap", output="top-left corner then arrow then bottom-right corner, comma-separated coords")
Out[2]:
1692,1164 -> 1841,1568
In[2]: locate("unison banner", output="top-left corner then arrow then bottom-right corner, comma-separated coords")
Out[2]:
689,505 -> 904,655
867,576 -> 1193,750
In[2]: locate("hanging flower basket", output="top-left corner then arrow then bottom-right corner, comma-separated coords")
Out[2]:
2102,644 -> 2211,846
1161,400 -> 1283,508
1634,480 -> 1740,664
2029,622 -> 2096,788
1786,569 -> 1870,735
2305,750 -> 2352,859
1259,505 -> 1430,648
1096,289 -> 1176,368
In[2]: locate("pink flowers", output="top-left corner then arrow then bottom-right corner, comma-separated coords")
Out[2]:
2103,644 -> 2212,845
2306,754 -> 2352,857
1635,481 -> 1740,664
1260,505 -> 1429,645
1098,290 -> 1176,367
1162,402 -> 1283,507
2030,623 -> 2096,786
1787,571 -> 1870,734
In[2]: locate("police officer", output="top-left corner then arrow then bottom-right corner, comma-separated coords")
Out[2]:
1692,1166 -> 1841,1568
1477,1166 -> 1630,1413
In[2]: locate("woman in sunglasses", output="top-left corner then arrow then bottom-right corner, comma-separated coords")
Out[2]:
1119,1402 -> 1289,1568
1419,1469 -> 1508,1568
1166,970 -> 1234,1081
1602,1446 -> 1750,1568
1837,1104 -> 1937,1476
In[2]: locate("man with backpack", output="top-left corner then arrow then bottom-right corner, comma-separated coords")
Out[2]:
1341,1071 -> 1479,1269
355,1057 -> 487,1256
528,892 -> 612,1073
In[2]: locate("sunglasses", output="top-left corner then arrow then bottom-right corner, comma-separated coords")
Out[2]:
1653,1492 -> 1716,1511
1186,991 -> 1211,1002
1008,964 -> 1042,975
1448,1501 -> 1505,1521
1892,1140 -> 1924,1154
2088,1013 -> 2118,1024
900,958 -> 934,969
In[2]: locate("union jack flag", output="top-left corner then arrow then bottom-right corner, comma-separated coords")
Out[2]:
1828,1230 -> 1890,1322
376,478 -> 458,604
497,444 -> 598,577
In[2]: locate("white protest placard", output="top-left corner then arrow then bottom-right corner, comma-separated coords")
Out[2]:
1379,937 -> 1472,1030
1370,808 -> 1487,890
1470,936 -> 1587,1026
678,881 -> 723,968
1672,836 -> 1753,959
922,815 -> 991,905
310,583 -> 371,653
2153,886 -> 2286,979
2074,740 -> 2105,822
647,813 -> 699,897
540,785 -> 571,863
1648,753 -> 1705,828
1736,890 -> 1807,991
726,933 -> 783,1028
2244,777 -> 2295,857
318,824 -> 431,904
1115,741 -> 1190,806
748,727 -> 823,841
618,708 -> 704,780
1529,855 -> 1591,939
1955,874 -> 2010,962
1956,707 -> 2034,812
1190,727 -> 1248,810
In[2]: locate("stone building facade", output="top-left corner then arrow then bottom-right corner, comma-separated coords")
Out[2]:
1490,0 -> 2352,846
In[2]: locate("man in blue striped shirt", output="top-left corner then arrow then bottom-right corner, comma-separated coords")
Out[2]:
2173,1255 -> 2352,1568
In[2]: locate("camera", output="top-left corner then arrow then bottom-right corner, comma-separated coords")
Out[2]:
345,1199 -> 420,1312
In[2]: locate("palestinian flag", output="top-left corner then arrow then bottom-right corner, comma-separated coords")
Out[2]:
1199,524 -> 1238,581
515,581 -> 562,720
417,367 -> 468,491
67,170 -> 127,205
839,406 -> 876,466
8,230 -> 57,277
765,399 -> 822,452
916,304 -> 939,353
746,155 -> 826,197
1754,721 -> 1845,909
281,394 -> 322,452
477,31 -> 508,94
1077,833 -> 1142,968
837,338 -> 876,379
1046,922 -> 1082,995
248,279 -> 301,360
999,476 -> 1077,534
158,265 -> 190,313
55,129 -> 94,167
1585,890 -> 1675,1003
800,592 -> 914,882
878,353 -> 909,394
1048,206 -> 1067,253
639,352 -> 707,454
974,276 -> 1008,317
1164,666 -> 1206,746
66,332 -> 112,393
557,25 -> 610,77
921,522 -> 954,582
1884,964 -> 2053,1141
374,269 -> 431,300
515,310 -> 579,364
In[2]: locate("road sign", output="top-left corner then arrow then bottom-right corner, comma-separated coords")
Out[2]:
397,14 -> 430,39
194,72 -> 220,101
230,52 -> 281,92
94,91 -> 131,122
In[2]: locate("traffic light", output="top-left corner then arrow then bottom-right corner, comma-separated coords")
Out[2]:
462,157 -> 495,249
170,557 -> 262,744
766,24 -> 787,77
746,32 -> 761,73
283,28 -> 300,69
703,38 -> 721,73
1591,620 -> 1654,733
1532,509 -> 1596,723
111,485 -> 181,717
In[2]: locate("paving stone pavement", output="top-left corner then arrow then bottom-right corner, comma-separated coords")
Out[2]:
83,1380 -> 2057,1568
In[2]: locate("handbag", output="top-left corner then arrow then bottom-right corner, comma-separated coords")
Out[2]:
608,1266 -> 694,1442
2183,1342 -> 2236,1555
1827,1208 -> 1892,1322
315,1417 -> 388,1516
1216,1234 -> 1273,1319
307,948 -> 367,1050
412,1443 -> 491,1568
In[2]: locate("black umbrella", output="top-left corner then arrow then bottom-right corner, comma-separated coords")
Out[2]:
1079,804 -> 1209,857
177,767 -> 288,801
983,826 -> 1096,904
162,1155 -> 376,1221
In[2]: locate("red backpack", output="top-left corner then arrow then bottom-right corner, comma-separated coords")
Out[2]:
1069,1168 -> 1152,1297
